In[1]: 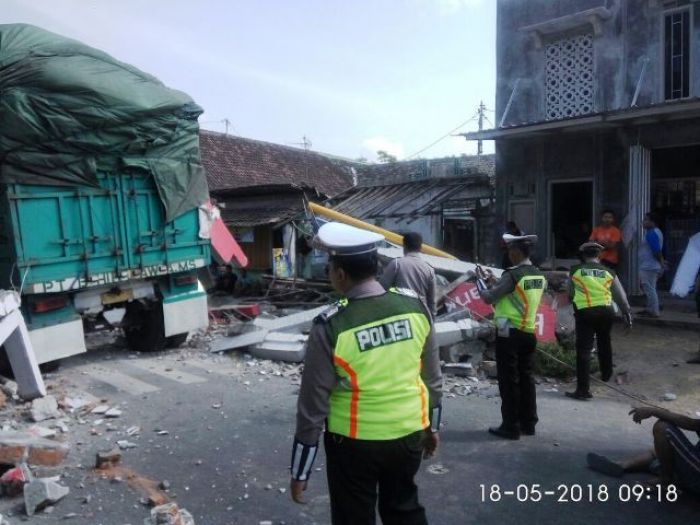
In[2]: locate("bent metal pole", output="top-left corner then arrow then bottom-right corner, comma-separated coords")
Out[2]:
307,202 -> 457,260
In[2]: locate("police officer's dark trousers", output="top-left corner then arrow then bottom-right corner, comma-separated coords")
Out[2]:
324,430 -> 428,525
495,329 -> 538,432
574,306 -> 614,394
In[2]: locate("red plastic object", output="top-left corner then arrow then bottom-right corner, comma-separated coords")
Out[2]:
233,304 -> 261,318
211,217 -> 248,268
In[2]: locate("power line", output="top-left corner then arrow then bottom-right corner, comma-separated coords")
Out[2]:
404,113 -> 479,160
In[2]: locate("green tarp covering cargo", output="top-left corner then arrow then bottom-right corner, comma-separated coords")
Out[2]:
0,24 -> 211,363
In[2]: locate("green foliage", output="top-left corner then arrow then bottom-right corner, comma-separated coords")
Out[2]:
535,341 -> 599,379
376,150 -> 398,163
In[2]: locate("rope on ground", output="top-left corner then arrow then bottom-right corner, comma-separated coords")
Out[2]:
442,297 -> 665,410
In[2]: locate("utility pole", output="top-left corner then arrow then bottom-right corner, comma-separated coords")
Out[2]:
477,100 -> 486,157
300,135 -> 312,151
222,118 -> 231,135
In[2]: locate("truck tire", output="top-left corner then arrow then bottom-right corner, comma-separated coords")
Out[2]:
165,333 -> 189,348
123,300 -> 166,353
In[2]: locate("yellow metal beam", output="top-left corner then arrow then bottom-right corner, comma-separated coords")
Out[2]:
308,202 -> 457,260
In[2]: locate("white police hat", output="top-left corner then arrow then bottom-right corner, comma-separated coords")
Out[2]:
579,241 -> 604,252
313,222 -> 385,256
502,233 -> 538,245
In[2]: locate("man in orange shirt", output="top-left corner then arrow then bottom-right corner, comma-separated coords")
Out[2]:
589,210 -> 622,270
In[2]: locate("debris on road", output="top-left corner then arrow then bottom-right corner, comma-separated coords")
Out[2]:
146,502 -> 195,525
23,478 -> 70,516
30,395 -> 60,422
96,448 -> 122,469
0,431 -> 69,467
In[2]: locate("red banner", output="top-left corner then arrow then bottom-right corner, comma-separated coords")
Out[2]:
447,282 -> 559,343
445,282 -> 494,319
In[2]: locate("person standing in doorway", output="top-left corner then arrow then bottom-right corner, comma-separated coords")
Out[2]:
290,222 -> 442,525
638,213 -> 665,318
477,234 -> 546,440
565,242 -> 633,400
589,210 -> 622,271
379,232 -> 437,318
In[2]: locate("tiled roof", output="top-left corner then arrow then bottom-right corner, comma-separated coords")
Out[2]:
200,130 -> 354,197
355,154 -> 495,187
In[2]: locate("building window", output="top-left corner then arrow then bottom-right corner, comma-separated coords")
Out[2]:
664,9 -> 690,100
545,34 -> 595,120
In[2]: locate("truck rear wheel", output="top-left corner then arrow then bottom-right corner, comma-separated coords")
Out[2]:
123,300 -> 166,353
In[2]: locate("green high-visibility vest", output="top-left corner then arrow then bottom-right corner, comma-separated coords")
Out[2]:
570,262 -> 615,311
493,265 -> 546,334
323,289 -> 431,440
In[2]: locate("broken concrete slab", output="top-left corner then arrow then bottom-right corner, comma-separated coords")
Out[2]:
30,396 -> 60,422
211,303 -> 330,354
0,292 -> 46,401
442,362 -> 476,378
210,328 -> 268,353
253,304 -> 328,332
435,318 -> 486,347
250,333 -> 308,363
24,478 -> 69,516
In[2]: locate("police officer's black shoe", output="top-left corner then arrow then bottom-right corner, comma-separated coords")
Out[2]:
565,391 -> 592,401
521,426 -> 536,436
488,425 -> 520,440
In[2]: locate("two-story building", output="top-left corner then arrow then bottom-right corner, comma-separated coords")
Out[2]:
466,0 -> 700,291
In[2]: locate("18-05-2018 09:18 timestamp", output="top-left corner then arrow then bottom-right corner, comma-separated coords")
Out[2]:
480,483 -> 679,503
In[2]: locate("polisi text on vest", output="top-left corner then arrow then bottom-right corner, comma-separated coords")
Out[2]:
355,319 -> 413,352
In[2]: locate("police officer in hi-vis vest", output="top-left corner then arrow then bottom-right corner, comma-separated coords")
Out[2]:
566,242 -> 632,400
290,222 -> 443,525
477,234 -> 546,440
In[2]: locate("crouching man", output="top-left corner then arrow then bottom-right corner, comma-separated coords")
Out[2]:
587,406 -> 700,496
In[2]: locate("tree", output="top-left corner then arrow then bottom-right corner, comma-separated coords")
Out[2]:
376,150 -> 397,164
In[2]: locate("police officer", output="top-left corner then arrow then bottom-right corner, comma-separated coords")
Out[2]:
566,242 -> 632,400
477,234 -> 546,440
379,232 -> 437,317
290,222 -> 443,525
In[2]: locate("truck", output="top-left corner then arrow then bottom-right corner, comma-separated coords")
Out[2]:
0,24 -> 212,365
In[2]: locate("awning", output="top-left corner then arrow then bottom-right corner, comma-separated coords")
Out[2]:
463,98 -> 700,141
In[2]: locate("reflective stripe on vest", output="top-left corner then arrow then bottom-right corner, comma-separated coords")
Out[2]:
571,266 -> 614,310
494,269 -> 546,334
326,292 -> 431,440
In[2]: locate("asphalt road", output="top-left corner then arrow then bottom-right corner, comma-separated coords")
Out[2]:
1,335 -> 699,525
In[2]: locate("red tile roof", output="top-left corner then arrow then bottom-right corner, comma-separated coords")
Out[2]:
200,130 -> 354,197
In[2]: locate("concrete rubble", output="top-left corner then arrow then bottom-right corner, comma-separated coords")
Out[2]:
145,502 -> 195,525
0,291 -> 46,401
29,395 -> 61,422
23,478 -> 70,516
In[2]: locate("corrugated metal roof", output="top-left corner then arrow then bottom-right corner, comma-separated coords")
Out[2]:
328,177 -> 491,220
219,191 -> 304,227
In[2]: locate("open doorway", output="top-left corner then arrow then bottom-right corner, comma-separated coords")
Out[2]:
549,180 -> 593,260
443,218 -> 476,261
651,145 -> 700,288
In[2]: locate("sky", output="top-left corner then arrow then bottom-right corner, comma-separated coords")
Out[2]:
2,0 -> 496,162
